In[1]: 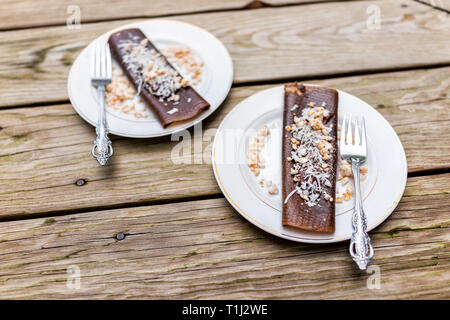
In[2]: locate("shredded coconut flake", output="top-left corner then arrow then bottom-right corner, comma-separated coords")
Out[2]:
118,38 -> 186,103
284,187 -> 300,204
284,105 -> 335,207
167,107 -> 179,114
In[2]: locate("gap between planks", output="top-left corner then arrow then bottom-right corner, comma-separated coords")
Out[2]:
414,0 -> 450,13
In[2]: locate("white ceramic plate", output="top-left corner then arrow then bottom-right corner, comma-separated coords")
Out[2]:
68,19 -> 233,138
212,85 -> 407,243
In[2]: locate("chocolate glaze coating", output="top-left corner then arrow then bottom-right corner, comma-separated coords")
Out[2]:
282,83 -> 338,233
108,28 -> 210,127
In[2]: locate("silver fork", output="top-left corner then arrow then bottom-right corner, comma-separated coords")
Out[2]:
340,115 -> 374,270
90,42 -> 113,165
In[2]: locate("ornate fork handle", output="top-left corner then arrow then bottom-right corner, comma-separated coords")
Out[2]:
349,159 -> 374,270
92,86 -> 113,165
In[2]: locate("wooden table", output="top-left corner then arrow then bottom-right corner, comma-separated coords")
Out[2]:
0,0 -> 448,299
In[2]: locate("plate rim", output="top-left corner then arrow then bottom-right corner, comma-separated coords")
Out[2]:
212,84 -> 408,244
67,19 -> 233,138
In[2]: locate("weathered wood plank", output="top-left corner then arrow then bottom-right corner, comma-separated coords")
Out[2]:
0,173 -> 448,299
0,67 -> 448,218
0,0 -> 449,107
0,0 -> 327,30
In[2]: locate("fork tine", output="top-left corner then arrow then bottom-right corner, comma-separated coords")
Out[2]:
347,114 -> 353,145
105,43 -> 112,80
361,116 -> 367,149
101,43 -> 107,78
340,114 -> 347,145
90,44 -> 96,79
352,115 -> 357,145
354,116 -> 362,146
95,43 -> 101,78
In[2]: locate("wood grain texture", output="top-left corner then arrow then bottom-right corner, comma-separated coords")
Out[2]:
416,0 -> 450,12
0,67 -> 448,219
0,173 -> 448,299
0,0 -> 449,107
0,0 -> 326,30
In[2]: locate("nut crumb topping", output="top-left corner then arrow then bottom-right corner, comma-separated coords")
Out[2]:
118,38 -> 186,102
285,83 -> 306,96
105,73 -> 150,119
247,125 -> 270,176
162,47 -> 203,86
336,126 -> 369,201
267,181 -> 279,195
284,104 -> 334,207
105,45 -> 202,119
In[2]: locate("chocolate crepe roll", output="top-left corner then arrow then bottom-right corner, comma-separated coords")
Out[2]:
282,83 -> 338,233
108,28 -> 210,127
